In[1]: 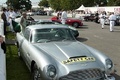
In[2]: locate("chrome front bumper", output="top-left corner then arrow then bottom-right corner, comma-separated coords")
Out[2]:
105,76 -> 115,80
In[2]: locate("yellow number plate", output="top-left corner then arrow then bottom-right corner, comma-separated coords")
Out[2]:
62,57 -> 95,64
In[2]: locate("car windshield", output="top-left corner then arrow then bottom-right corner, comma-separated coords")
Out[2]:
31,28 -> 75,43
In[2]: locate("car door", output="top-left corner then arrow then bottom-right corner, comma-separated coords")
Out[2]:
20,28 -> 32,67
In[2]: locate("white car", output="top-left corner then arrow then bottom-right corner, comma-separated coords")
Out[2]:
26,12 -> 34,16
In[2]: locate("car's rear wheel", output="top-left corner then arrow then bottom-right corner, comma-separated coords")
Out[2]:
32,64 -> 42,80
72,22 -> 79,28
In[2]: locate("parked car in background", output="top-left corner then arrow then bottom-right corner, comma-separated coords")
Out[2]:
36,10 -> 47,15
84,14 -> 96,21
51,16 -> 83,28
115,14 -> 120,25
27,11 -> 34,16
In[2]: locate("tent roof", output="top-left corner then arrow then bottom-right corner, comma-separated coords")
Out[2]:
76,5 -> 85,10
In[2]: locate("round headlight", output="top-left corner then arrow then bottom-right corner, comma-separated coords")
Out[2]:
106,59 -> 113,69
47,65 -> 56,78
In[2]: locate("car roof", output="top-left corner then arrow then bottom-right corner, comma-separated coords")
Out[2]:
27,24 -> 69,30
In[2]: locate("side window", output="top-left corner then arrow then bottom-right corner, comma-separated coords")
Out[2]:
24,28 -> 31,41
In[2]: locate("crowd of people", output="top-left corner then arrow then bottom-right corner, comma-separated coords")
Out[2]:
1,8 -> 22,34
0,7 -> 27,53
56,10 -> 68,24
56,9 -> 118,32
96,11 -> 117,32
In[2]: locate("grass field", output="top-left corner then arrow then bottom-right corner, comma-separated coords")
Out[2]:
6,31 -> 31,80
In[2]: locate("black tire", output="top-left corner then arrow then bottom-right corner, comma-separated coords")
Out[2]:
17,47 -> 22,59
32,64 -> 42,80
72,22 -> 79,28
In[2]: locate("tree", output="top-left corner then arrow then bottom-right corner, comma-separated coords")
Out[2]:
6,0 -> 32,10
43,0 -> 120,11
49,0 -> 62,11
49,0 -> 81,11
107,0 -> 120,6
94,0 -> 107,6
81,0 -> 95,7
114,0 -> 120,6
38,0 -> 49,7
60,0 -> 81,10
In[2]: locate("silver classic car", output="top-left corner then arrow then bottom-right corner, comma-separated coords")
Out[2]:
16,24 -> 115,80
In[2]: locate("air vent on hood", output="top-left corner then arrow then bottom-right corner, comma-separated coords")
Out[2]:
69,56 -> 87,59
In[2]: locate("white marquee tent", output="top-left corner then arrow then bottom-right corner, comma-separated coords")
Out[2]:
76,5 -> 85,11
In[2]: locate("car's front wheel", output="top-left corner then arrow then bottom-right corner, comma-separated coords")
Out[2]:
72,22 -> 79,28
18,48 -> 21,58
17,42 -> 22,59
32,64 -> 42,80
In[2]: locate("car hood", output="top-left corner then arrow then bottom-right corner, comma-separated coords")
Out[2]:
33,41 -> 105,72
34,41 -> 97,62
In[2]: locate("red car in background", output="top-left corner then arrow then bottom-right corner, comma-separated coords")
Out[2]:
51,16 -> 83,28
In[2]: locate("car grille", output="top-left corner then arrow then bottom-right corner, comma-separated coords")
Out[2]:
59,68 -> 104,80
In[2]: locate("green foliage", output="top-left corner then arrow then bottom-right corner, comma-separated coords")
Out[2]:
6,0 -> 32,10
48,0 -> 108,10
60,0 -> 81,10
82,0 -> 95,7
49,0 -> 81,11
114,0 -> 120,6
38,0 -> 49,7
49,0 -> 62,11
107,0 -> 114,6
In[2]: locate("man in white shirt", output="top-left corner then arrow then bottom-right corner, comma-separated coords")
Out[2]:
61,10 -> 67,24
20,12 -> 27,33
109,12 -> 117,32
8,8 -> 17,32
99,12 -> 106,29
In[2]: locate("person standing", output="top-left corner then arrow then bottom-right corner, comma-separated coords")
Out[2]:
109,12 -> 117,32
8,8 -> 17,32
1,8 -> 7,35
0,35 -> 6,53
95,11 -> 99,23
20,12 -> 27,33
61,10 -> 67,24
57,11 -> 61,20
99,12 -> 106,29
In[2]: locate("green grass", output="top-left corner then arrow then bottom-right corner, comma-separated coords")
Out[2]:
6,32 -> 31,80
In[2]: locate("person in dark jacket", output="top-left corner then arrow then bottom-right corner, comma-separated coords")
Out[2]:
0,35 -> 6,53
95,11 -> 99,23
1,8 -> 7,35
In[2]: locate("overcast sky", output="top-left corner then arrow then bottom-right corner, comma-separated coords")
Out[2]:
0,0 -> 40,5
